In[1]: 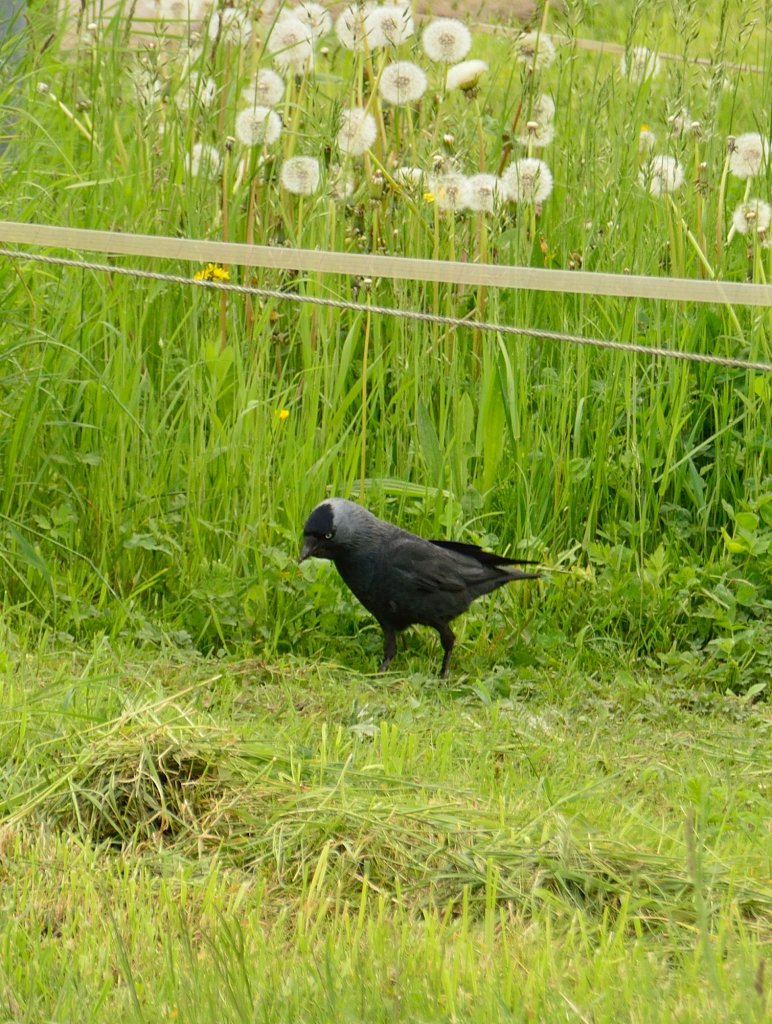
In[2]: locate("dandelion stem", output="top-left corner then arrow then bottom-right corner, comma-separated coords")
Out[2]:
245,170 -> 260,339
220,147 -> 230,351
475,98 -> 486,172
367,52 -> 390,156
497,98 -> 523,176
693,135 -> 707,278
715,150 -> 730,264
360,304 -> 372,499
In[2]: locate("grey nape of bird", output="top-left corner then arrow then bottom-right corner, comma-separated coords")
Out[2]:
299,497 -> 539,677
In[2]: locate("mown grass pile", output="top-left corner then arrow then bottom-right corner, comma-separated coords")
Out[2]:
1,646 -> 770,1020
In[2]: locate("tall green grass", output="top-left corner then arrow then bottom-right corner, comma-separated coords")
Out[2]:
0,1 -> 770,684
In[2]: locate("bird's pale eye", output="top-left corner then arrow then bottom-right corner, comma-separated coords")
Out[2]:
324,531 -> 333,540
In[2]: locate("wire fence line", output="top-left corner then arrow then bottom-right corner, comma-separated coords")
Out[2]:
2,221 -> 772,307
4,246 -> 771,373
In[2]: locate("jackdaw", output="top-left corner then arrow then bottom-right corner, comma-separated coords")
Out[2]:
300,498 -> 539,676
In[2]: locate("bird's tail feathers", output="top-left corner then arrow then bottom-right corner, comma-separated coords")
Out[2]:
504,567 -> 541,581
429,539 -> 540,570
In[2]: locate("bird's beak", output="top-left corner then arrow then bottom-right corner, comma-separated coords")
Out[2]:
299,536 -> 317,563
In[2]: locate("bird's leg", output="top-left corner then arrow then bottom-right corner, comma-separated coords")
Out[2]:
378,624 -> 397,672
437,624 -> 455,678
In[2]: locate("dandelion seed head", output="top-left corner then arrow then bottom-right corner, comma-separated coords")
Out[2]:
280,155 -> 321,195
731,198 -> 772,236
292,1 -> 333,41
622,46 -> 661,83
422,18 -> 472,64
393,165 -> 423,186
337,106 -> 378,157
235,105 -> 282,147
268,14 -> 315,74
514,31 -> 556,71
379,61 -> 428,105
500,158 -> 553,204
639,154 -> 684,196
667,106 -> 691,137
428,172 -> 472,212
515,119 -> 555,148
445,59 -> 488,92
160,0 -> 207,21
372,4 -> 415,46
175,72 -> 216,111
185,142 -> 223,177
208,8 -> 252,45
729,132 -> 769,180
336,3 -> 384,51
329,165 -> 356,201
465,173 -> 500,213
129,64 -> 162,108
530,94 -> 556,124
241,69 -> 285,109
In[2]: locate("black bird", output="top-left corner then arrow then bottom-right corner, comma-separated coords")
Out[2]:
300,498 -> 539,677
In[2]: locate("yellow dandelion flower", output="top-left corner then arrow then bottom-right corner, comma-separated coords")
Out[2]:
278,408 -> 290,421
423,191 -> 435,203
193,263 -> 230,282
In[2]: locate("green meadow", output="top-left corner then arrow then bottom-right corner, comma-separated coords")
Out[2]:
0,0 -> 770,1019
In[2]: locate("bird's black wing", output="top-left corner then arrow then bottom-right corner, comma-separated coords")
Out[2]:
429,539 -> 539,567
387,536 -> 470,593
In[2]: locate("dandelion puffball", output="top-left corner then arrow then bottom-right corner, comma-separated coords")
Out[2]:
329,165 -> 356,201
175,72 -> 216,112
465,173 -> 500,213
337,106 -> 378,156
422,18 -> 472,64
429,172 -> 472,212
530,94 -> 556,124
268,15 -> 315,74
373,4 -> 415,46
500,158 -> 553,204
379,61 -> 428,105
393,165 -> 423,186
130,65 -> 162,108
293,1 -> 333,41
621,46 -> 661,83
729,132 -> 769,179
336,3 -> 383,51
639,154 -> 684,196
241,69 -> 285,109
160,0 -> 207,22
185,142 -> 222,177
446,59 -> 488,92
235,106 -> 282,147
207,8 -> 252,45
514,31 -> 556,72
515,120 -> 555,148
667,107 -> 691,137
280,156 -> 321,195
731,199 -> 772,236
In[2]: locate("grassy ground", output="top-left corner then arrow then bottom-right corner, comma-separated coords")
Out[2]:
1,0 -> 771,1019
1,642 -> 770,1022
